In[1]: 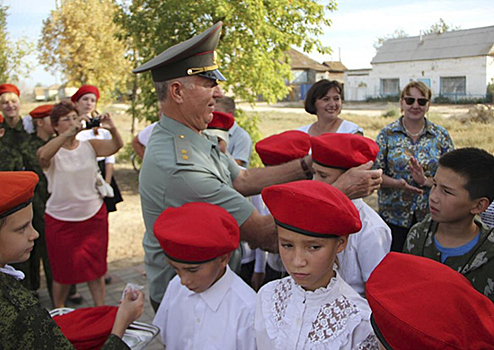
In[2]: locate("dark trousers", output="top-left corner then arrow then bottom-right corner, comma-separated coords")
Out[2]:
386,215 -> 418,252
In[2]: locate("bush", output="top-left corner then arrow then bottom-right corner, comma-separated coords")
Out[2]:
366,95 -> 400,103
381,103 -> 400,118
235,108 -> 263,168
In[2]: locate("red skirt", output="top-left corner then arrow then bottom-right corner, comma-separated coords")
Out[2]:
45,204 -> 108,284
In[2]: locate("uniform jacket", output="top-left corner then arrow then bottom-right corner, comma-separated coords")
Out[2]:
404,214 -> 494,302
0,272 -> 129,349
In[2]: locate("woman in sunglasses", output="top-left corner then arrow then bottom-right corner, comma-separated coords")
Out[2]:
374,81 -> 454,252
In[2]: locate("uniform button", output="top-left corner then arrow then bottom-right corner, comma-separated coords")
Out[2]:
179,135 -> 185,139
196,318 -> 200,323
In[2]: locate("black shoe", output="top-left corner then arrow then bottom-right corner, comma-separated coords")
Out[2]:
104,276 -> 112,285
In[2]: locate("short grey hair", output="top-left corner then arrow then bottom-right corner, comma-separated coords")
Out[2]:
154,77 -> 193,102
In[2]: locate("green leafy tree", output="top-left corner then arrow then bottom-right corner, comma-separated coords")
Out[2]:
373,29 -> 409,51
38,0 -> 131,102
0,3 -> 34,83
115,0 -> 336,123
423,18 -> 460,35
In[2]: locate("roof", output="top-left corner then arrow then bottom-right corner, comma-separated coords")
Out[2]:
322,61 -> 347,72
371,25 -> 494,64
287,48 -> 328,71
33,87 -> 45,96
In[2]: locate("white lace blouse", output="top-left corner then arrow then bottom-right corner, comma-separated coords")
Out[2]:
255,273 -> 378,350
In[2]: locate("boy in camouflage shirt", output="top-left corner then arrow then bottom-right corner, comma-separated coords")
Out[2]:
404,148 -> 494,302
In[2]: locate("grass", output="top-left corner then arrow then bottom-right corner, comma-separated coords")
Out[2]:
249,110 -> 494,154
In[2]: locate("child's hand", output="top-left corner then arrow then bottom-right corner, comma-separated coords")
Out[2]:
111,290 -> 144,338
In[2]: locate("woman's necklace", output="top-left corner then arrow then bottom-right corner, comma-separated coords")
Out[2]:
402,119 -> 424,137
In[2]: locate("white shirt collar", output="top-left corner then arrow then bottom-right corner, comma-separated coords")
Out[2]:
0,264 -> 25,280
189,265 -> 234,312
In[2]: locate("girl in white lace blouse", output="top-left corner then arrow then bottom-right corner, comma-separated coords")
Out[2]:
256,181 -> 378,350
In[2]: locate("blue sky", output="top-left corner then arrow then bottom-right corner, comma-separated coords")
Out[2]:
5,0 -> 494,88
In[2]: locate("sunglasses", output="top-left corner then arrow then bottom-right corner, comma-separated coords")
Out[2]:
404,97 -> 429,106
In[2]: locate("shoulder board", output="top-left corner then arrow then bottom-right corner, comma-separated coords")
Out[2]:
173,134 -> 194,165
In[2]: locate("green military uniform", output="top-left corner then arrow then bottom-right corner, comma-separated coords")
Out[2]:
404,214 -> 494,302
0,118 -> 29,171
139,116 -> 254,304
20,133 -> 54,295
0,271 -> 129,350
0,118 -> 42,291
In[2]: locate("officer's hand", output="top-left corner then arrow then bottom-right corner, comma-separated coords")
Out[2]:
111,290 -> 144,338
333,161 -> 383,199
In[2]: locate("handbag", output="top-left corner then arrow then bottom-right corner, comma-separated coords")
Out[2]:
96,170 -> 114,198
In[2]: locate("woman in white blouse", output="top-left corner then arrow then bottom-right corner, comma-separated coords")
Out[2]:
298,79 -> 363,136
37,101 -> 123,308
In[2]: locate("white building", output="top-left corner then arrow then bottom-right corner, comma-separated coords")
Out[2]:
345,25 -> 494,101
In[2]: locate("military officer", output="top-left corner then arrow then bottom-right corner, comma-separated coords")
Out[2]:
134,21 -> 383,311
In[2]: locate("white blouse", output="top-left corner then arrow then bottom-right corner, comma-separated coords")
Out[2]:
44,140 -> 103,221
255,274 -> 378,350
337,199 -> 392,297
297,120 -> 363,135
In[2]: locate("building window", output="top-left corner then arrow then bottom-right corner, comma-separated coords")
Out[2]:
380,79 -> 399,96
440,76 -> 466,96
410,78 -> 431,87
292,70 -> 308,84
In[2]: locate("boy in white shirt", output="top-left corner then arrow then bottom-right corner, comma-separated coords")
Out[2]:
152,202 -> 257,350
310,133 -> 391,297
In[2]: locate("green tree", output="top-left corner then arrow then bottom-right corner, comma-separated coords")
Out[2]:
373,29 -> 409,51
115,0 -> 336,123
423,18 -> 460,35
38,0 -> 131,102
0,3 -> 34,83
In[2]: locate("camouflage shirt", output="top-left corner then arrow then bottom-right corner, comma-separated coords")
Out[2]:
21,134 -> 51,215
0,118 -> 30,171
404,214 -> 494,302
0,272 -> 129,349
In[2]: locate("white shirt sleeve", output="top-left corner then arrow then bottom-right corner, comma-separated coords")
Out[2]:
137,122 -> 158,147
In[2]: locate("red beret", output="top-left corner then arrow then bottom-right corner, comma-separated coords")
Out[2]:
53,306 -> 118,349
0,83 -> 20,97
154,202 -> 240,263
0,171 -> 39,219
367,253 -> 494,350
262,180 -> 361,237
71,85 -> 100,102
208,111 -> 234,131
311,133 -> 379,169
256,130 -> 310,166
29,104 -> 53,119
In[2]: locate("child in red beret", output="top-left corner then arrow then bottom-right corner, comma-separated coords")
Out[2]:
0,171 -> 144,349
310,133 -> 391,297
256,180 -> 377,349
367,252 -> 494,350
152,202 -> 257,350
252,130 -> 312,288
